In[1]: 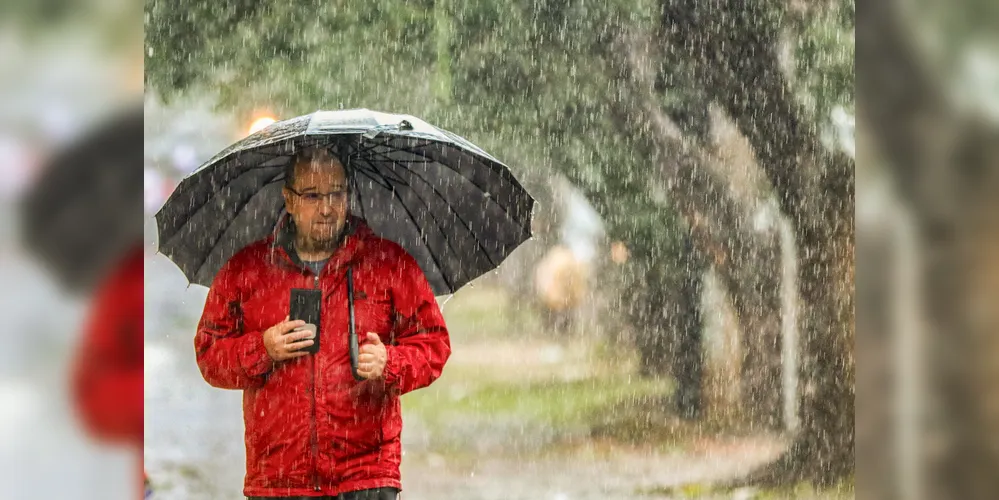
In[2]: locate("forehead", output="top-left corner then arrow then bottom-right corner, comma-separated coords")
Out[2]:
292,157 -> 347,189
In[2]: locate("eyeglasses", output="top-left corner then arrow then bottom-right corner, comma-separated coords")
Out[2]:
288,187 -> 348,205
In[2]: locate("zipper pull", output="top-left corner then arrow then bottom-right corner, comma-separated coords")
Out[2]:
314,275 -> 320,288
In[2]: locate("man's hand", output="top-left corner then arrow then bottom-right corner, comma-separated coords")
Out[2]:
263,317 -> 313,362
357,332 -> 387,380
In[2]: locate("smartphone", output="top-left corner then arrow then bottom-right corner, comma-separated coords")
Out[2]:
289,288 -> 322,354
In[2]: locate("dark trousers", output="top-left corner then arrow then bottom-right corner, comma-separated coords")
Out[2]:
247,487 -> 399,500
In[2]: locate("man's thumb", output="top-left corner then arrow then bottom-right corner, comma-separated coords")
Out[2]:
367,332 -> 382,344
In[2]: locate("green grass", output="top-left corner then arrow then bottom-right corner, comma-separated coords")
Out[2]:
402,286 -> 678,456
439,285 -> 544,342
408,287 -> 854,495
405,374 -> 667,430
634,480 -> 855,499
753,480 -> 855,499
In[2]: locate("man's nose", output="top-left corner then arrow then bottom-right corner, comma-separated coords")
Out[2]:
318,199 -> 335,215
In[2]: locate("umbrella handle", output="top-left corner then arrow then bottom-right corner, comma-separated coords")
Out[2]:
347,268 -> 363,381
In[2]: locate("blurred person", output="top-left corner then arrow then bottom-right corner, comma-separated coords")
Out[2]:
19,105 -> 146,498
194,147 -> 451,500
534,245 -> 590,333
0,135 -> 40,199
73,243 -> 146,499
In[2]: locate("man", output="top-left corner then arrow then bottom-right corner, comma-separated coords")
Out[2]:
195,147 -> 451,500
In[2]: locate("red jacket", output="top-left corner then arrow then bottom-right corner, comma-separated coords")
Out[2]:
195,216 -> 451,497
71,244 -> 146,498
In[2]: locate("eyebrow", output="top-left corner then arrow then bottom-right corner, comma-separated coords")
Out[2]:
297,184 -> 346,193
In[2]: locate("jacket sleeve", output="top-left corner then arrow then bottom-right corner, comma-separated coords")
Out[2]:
71,247 -> 144,445
194,255 -> 273,390
383,251 -> 452,396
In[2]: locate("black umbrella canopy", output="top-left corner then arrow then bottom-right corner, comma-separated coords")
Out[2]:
155,109 -> 536,295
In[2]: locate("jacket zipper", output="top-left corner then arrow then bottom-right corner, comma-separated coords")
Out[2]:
310,272 -> 320,493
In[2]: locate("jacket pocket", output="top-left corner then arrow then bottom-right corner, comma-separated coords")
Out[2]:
327,381 -> 389,462
377,396 -> 403,468
245,384 -> 312,489
381,396 -> 402,443
352,286 -> 393,340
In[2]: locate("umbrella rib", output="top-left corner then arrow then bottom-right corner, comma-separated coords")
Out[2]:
345,137 -> 525,233
349,136 -> 395,162
363,158 -> 436,164
344,141 -> 394,189
197,135 -> 302,176
352,141 -> 513,268
163,144 -> 295,243
385,143 -> 530,243
388,138 -> 514,186
370,161 -> 415,188
376,170 -> 479,284
350,161 -> 393,189
189,184 -> 271,281
160,166 -> 269,246
349,142 -> 481,279
355,141 -> 432,169
351,161 -> 368,222
377,141 -> 523,226
359,169 -> 456,291
378,161 -> 499,269
344,141 -> 376,223
351,137 -> 435,162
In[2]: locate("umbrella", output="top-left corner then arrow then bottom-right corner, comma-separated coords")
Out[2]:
21,104 -> 144,293
155,108 -> 536,295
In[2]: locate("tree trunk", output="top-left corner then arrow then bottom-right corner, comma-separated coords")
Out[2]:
657,0 -> 856,484
541,19 -> 787,431
729,229 -> 784,430
605,35 -> 786,430
620,233 -> 706,419
854,174 -> 900,499
859,1 -> 999,497
673,234 -> 705,419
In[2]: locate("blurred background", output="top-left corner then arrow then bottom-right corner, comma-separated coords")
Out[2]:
4,0 -> 998,498
857,1 -> 999,500
143,1 -> 853,499
0,0 -> 141,499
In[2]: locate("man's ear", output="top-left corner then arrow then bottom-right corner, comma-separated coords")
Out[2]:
281,186 -> 294,210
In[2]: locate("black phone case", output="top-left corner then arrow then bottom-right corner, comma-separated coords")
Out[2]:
289,288 -> 322,354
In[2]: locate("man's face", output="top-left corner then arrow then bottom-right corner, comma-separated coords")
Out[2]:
282,156 -> 349,249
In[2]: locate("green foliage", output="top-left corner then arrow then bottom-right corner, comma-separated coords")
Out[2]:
0,0 -> 79,29
144,0 -> 854,338
905,0 -> 999,96
445,0 -> 678,245
3,0 -> 140,51
790,0 -> 855,120
145,0 -> 438,116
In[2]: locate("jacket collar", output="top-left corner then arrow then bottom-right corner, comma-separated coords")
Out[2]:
268,213 -> 371,276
